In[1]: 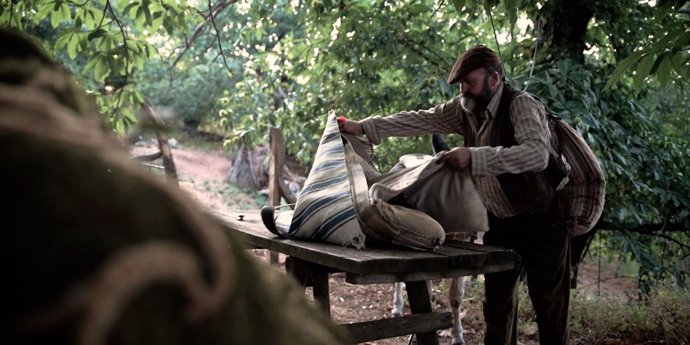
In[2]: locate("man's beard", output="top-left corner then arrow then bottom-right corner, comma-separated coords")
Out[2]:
460,79 -> 493,113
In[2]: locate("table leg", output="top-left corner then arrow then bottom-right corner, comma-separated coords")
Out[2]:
311,273 -> 331,316
406,280 -> 439,345
285,257 -> 332,317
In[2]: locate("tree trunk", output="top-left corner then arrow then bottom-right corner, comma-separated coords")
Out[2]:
227,144 -> 258,190
539,0 -> 594,62
182,117 -> 200,134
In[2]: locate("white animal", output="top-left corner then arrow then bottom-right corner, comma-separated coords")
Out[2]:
392,233 -> 481,345
389,137 -> 484,345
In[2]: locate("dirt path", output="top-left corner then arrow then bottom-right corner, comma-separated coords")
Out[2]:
173,146 -> 234,211
131,142 -> 232,211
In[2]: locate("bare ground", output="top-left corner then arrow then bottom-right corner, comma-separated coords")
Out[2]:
134,142 -> 637,345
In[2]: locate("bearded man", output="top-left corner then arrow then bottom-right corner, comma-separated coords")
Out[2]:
339,45 -> 572,345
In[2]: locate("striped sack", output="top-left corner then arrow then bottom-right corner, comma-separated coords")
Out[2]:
267,112 -> 367,248
261,112 -> 448,250
552,117 -> 606,236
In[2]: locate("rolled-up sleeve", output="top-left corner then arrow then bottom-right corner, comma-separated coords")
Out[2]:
359,97 -> 465,145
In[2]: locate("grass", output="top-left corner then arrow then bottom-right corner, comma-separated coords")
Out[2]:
570,282 -> 690,344
436,278 -> 690,345
199,180 -> 267,210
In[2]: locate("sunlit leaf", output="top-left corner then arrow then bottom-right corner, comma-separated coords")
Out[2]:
135,6 -> 146,27
66,34 -> 79,60
123,2 -> 140,16
59,2 -> 71,23
50,10 -> 62,28
94,58 -> 110,82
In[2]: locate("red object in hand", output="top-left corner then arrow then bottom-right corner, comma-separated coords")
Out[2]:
336,116 -> 348,125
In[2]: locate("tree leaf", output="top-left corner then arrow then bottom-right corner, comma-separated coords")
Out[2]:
66,33 -> 79,60
60,2 -> 71,23
633,53 -> 655,90
94,58 -> 110,82
36,2 -> 53,21
670,51 -> 689,78
135,6 -> 146,27
50,9 -> 62,28
87,28 -> 107,41
656,53 -> 673,85
55,31 -> 71,50
83,56 -> 99,73
450,0 -> 466,13
143,5 -> 152,26
122,2 -> 140,16
605,51 -> 644,90
504,0 -> 518,28
163,18 -> 174,35
83,7 -> 98,28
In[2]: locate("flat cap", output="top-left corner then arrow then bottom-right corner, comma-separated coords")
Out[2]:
447,45 -> 501,84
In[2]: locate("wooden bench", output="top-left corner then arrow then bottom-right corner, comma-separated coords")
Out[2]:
213,210 -> 518,345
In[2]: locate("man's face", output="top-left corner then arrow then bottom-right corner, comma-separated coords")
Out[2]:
459,68 -> 494,113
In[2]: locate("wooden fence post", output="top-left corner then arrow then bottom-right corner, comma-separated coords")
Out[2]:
141,100 -> 178,187
267,127 -> 286,265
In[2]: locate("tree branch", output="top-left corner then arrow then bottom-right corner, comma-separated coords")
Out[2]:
208,0 -> 233,75
168,0 -> 237,70
66,0 -> 90,6
96,1 -> 109,31
595,220 -> 690,233
9,0 -> 14,27
105,0 -> 129,118
107,2 -> 128,85
655,233 -> 690,253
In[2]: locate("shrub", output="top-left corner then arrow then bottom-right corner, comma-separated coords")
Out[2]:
570,282 -> 690,344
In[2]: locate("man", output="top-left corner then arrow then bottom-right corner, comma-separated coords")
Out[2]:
339,45 -> 571,345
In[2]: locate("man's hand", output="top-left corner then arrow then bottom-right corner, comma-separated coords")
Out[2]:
337,116 -> 364,136
438,147 -> 472,171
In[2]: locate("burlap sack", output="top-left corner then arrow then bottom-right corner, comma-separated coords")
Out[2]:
369,154 -> 489,235
343,138 -> 446,251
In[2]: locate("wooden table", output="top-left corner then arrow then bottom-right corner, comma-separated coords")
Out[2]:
213,210 -> 518,345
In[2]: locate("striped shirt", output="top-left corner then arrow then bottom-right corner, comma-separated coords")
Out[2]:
360,83 -> 552,218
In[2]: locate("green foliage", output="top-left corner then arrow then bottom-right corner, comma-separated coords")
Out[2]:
138,59 -> 235,131
235,0 -> 498,168
605,2 -> 690,89
1,0 -> 198,133
588,229 -> 689,297
517,59 -> 689,225
515,60 -> 690,287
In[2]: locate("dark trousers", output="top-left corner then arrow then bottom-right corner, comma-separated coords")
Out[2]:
482,198 -> 571,345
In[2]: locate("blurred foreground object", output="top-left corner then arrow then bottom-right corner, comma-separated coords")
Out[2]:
0,28 -> 348,345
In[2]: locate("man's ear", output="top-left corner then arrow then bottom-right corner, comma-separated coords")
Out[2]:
489,71 -> 501,89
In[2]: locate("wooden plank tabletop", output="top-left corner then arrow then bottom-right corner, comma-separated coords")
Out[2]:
212,210 -> 517,278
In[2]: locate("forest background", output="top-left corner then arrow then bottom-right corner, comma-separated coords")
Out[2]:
2,0 -> 690,343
